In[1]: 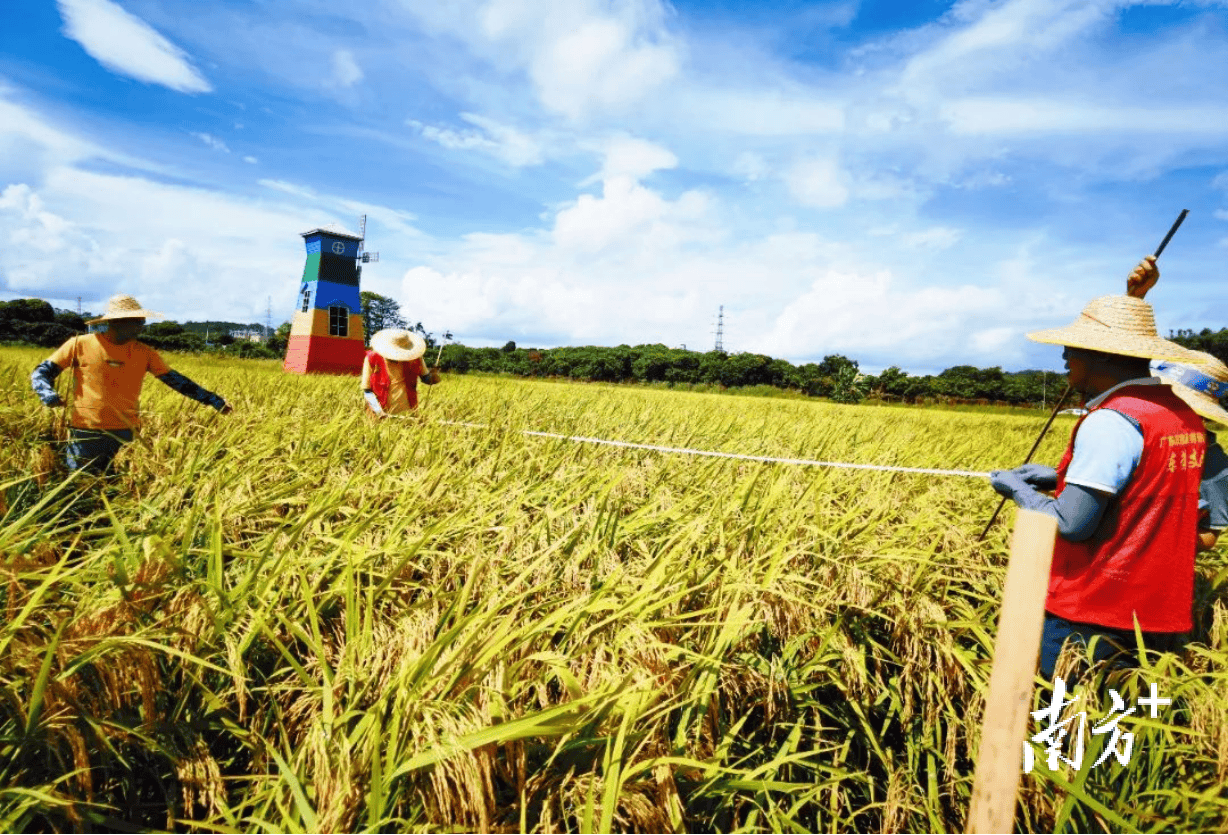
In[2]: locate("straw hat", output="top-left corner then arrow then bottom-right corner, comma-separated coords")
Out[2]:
1151,352 -> 1228,425
86,294 -> 164,324
370,328 -> 426,362
1027,295 -> 1197,362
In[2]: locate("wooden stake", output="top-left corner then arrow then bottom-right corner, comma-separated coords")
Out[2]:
967,508 -> 1058,834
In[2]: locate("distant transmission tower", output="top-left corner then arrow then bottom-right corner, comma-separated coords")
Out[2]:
265,296 -> 273,341
713,305 -> 725,352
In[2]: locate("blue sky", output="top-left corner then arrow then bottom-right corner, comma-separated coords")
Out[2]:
2,0 -> 1226,374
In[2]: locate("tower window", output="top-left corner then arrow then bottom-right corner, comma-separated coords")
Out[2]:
301,288 -> 311,312
329,305 -> 349,337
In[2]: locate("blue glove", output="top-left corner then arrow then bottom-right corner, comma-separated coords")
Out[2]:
990,469 -> 1028,499
1014,463 -> 1058,490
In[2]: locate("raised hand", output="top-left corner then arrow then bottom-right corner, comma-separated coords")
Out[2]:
1126,255 -> 1159,299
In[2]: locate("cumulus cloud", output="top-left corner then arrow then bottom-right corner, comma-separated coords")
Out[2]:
56,0 -> 211,93
590,134 -> 677,182
552,176 -> 713,254
408,0 -> 680,119
0,182 -> 122,295
0,161 -> 423,321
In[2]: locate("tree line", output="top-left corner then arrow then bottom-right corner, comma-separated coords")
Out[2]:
431,342 -> 1078,406
4,294 -> 1224,408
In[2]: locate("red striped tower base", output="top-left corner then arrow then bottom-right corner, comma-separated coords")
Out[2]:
283,335 -> 365,374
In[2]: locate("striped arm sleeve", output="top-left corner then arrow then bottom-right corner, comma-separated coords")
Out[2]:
157,370 -> 227,410
31,360 -> 65,406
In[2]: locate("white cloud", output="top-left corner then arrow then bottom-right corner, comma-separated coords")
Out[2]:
785,156 -> 849,208
758,267 -> 1023,364
530,15 -> 678,118
675,88 -> 845,137
243,155 -> 258,164
731,151 -> 768,182
902,226 -> 963,250
900,0 -> 1115,96
969,326 -> 1017,355
552,175 -> 713,253
0,161 -> 422,321
258,179 -> 319,200
410,113 -> 545,167
942,98 -> 1228,135
408,0 -> 680,120
191,132 -> 230,152
56,0 -> 211,93
0,182 -> 122,295
330,49 -> 363,88
589,135 -> 677,183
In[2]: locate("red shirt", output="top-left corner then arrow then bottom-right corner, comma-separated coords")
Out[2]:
362,350 -> 424,412
1047,385 -> 1205,632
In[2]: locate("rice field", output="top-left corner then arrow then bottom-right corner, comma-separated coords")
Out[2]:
1,345 -> 1226,833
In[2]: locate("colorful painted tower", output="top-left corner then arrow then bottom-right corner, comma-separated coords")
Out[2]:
284,227 -> 365,374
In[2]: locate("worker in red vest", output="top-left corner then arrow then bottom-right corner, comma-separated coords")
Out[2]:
1126,256 -> 1228,553
989,287 -> 1205,678
361,328 -> 439,417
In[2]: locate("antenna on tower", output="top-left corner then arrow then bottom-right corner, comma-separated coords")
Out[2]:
357,214 -> 379,264
713,305 -> 725,353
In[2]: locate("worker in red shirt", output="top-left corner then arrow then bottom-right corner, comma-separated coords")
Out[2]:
990,282 -> 1204,678
361,328 -> 439,417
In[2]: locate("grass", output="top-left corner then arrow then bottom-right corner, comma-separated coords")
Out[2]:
0,345 -> 1225,832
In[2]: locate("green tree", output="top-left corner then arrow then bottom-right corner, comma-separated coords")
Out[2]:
267,322 -> 291,357
360,291 -> 408,346
935,365 -> 1006,400
53,310 -> 87,332
0,299 -> 54,323
873,366 -> 909,397
1171,327 -> 1228,365
830,365 -> 869,404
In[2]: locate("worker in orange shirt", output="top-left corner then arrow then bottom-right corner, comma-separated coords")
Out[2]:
361,328 -> 439,417
30,294 -> 232,473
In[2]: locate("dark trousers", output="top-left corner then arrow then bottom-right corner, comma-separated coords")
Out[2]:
66,428 -> 134,474
1040,612 -> 1184,680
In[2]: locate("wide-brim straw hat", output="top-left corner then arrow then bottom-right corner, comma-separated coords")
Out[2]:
370,328 -> 426,362
86,294 -> 164,324
1027,295 -> 1198,362
1151,352 -> 1228,425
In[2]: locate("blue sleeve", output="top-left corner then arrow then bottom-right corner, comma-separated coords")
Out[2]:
1203,432 -> 1228,530
999,476 -> 1111,542
31,360 -> 65,406
1064,409 -> 1143,495
157,370 -> 227,410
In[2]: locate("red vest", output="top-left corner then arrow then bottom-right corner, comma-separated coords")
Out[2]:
365,350 -> 423,410
1047,385 -> 1205,632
